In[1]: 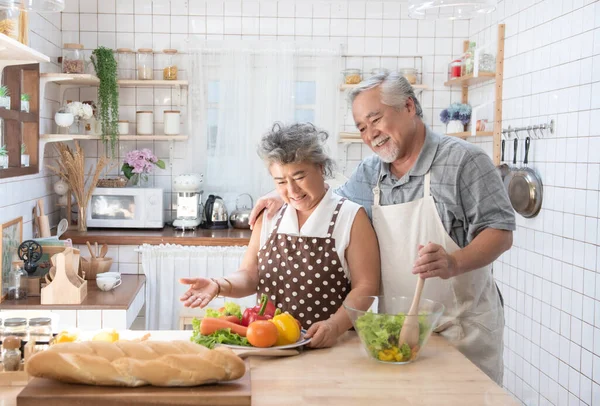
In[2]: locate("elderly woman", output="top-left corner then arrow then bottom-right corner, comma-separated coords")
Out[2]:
180,122 -> 380,348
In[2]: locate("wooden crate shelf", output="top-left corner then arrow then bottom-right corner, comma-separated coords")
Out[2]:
443,72 -> 496,87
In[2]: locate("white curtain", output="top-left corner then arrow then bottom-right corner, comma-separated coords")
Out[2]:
187,40 -> 342,211
139,244 -> 255,330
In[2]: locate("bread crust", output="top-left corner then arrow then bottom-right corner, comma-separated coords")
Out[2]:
25,341 -> 246,387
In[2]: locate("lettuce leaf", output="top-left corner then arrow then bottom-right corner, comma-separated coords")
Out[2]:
204,302 -> 243,320
190,317 -> 250,349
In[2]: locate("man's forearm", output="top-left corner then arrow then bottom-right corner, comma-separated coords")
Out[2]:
451,228 -> 513,275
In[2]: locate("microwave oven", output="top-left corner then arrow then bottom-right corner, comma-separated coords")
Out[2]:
87,187 -> 164,229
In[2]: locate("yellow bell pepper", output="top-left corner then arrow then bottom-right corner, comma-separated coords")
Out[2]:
270,313 -> 301,346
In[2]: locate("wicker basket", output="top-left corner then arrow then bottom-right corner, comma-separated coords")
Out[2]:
97,177 -> 128,188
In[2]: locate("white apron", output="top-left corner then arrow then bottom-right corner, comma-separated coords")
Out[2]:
372,171 -> 505,385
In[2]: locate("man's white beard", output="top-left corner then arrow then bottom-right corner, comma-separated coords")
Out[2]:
376,142 -> 401,163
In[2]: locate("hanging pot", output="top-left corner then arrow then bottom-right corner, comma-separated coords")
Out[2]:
229,193 -> 254,229
503,137 -> 519,192
508,137 -> 543,218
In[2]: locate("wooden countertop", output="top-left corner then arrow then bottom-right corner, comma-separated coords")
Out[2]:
0,275 -> 145,310
0,330 -> 518,405
61,226 -> 252,246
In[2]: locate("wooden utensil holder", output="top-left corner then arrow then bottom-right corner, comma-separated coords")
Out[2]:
41,248 -> 87,305
80,257 -> 113,280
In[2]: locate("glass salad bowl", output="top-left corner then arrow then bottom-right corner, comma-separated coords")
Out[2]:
343,295 -> 445,364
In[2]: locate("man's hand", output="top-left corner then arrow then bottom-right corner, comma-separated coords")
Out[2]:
412,243 -> 458,280
248,193 -> 285,229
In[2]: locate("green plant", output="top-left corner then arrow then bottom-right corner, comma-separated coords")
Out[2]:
21,143 -> 27,155
0,145 -> 7,156
90,46 -> 119,157
0,85 -> 10,97
21,93 -> 30,101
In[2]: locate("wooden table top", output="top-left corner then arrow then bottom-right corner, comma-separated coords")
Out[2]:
62,226 -> 252,246
0,275 -> 145,310
0,330 -> 518,405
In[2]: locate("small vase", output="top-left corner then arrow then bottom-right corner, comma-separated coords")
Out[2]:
0,155 -> 7,168
21,100 -> 29,113
70,117 -> 83,134
21,154 -> 29,167
55,112 -> 74,134
446,120 -> 465,134
130,173 -> 149,188
0,96 -> 10,109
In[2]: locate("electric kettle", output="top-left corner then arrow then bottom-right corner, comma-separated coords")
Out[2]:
200,194 -> 229,229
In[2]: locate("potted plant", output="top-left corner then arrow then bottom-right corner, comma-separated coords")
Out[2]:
0,85 -> 10,109
91,46 -> 119,157
440,103 -> 471,134
66,101 -> 93,134
20,143 -> 29,167
55,105 -> 75,133
20,93 -> 30,113
0,145 -> 7,168
122,148 -> 165,187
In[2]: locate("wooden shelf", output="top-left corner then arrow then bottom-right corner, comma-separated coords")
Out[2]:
446,131 -> 494,139
0,109 -> 37,122
338,132 -> 363,143
340,83 -> 429,91
41,134 -> 188,142
443,72 -> 496,87
0,33 -> 50,66
118,80 -> 188,87
40,73 -> 100,86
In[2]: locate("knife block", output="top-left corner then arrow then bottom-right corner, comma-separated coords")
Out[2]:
41,249 -> 87,305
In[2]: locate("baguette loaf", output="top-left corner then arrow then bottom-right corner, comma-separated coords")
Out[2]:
25,340 -> 246,387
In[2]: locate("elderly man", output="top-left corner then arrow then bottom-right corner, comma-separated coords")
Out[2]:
250,72 -> 515,385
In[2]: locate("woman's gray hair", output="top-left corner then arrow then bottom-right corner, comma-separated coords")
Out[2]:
257,122 -> 335,178
348,72 -> 423,118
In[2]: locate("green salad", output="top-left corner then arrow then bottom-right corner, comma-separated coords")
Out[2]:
354,311 -> 430,362
190,302 -> 251,349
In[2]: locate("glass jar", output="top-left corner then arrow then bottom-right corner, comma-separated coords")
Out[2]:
164,110 -> 180,135
162,49 -> 178,80
116,48 -> 135,80
2,336 -> 21,372
3,318 -> 27,340
461,41 -> 476,76
370,68 -> 389,76
0,8 -> 20,41
62,43 -> 86,74
342,69 -> 362,85
137,48 -> 154,80
448,59 -> 462,80
136,111 -> 154,135
478,52 -> 496,73
399,67 -> 418,85
7,262 -> 28,300
118,120 -> 129,135
28,317 -> 52,343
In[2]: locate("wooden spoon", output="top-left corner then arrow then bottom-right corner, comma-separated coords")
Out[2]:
99,244 -> 108,258
399,276 -> 425,349
86,241 -> 96,259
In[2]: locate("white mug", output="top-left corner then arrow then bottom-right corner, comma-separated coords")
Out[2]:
96,272 -> 121,279
96,277 -> 121,291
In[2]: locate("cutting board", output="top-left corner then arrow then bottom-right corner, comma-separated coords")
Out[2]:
17,371 -> 251,406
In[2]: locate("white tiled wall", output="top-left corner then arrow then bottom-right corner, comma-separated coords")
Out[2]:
470,0 -> 600,405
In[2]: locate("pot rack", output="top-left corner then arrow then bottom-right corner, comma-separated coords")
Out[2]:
501,119 -> 554,139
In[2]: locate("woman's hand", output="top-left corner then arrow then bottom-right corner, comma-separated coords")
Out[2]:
179,277 -> 219,308
305,320 -> 341,348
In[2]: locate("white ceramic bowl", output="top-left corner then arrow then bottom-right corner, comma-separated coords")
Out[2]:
96,277 -> 121,292
54,112 -> 74,127
96,272 -> 122,279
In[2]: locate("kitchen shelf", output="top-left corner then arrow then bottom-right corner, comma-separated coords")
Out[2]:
0,33 -> 50,67
118,80 -> 188,87
41,134 -> 188,142
0,109 -> 37,122
340,83 -> 428,92
40,73 -> 100,86
338,132 -> 363,143
443,72 -> 496,87
446,131 -> 494,139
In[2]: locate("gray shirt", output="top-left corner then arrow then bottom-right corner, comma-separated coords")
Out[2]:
334,126 -> 516,248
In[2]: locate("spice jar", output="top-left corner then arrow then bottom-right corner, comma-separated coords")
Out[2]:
370,68 -> 390,76
163,110 -> 180,135
28,317 -> 52,343
116,48 -> 135,80
137,48 -> 154,80
342,69 -> 362,85
162,49 -> 178,80
461,41 -> 476,76
2,336 -> 22,372
0,9 -> 20,41
118,120 -> 129,135
62,43 -> 86,74
399,68 -> 418,85
3,318 -> 27,340
136,111 -> 154,135
448,59 -> 462,80
7,262 -> 27,300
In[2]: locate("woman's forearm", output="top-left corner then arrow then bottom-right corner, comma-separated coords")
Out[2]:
215,270 -> 258,298
329,284 -> 379,335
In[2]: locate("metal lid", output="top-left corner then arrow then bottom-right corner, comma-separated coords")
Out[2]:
163,49 -> 178,54
3,336 -> 21,350
4,317 -> 27,327
137,48 -> 153,53
136,110 -> 153,114
116,48 -> 133,53
28,317 -> 52,326
64,43 -> 84,49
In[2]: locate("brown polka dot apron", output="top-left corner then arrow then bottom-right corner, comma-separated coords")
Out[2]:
256,198 -> 350,328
